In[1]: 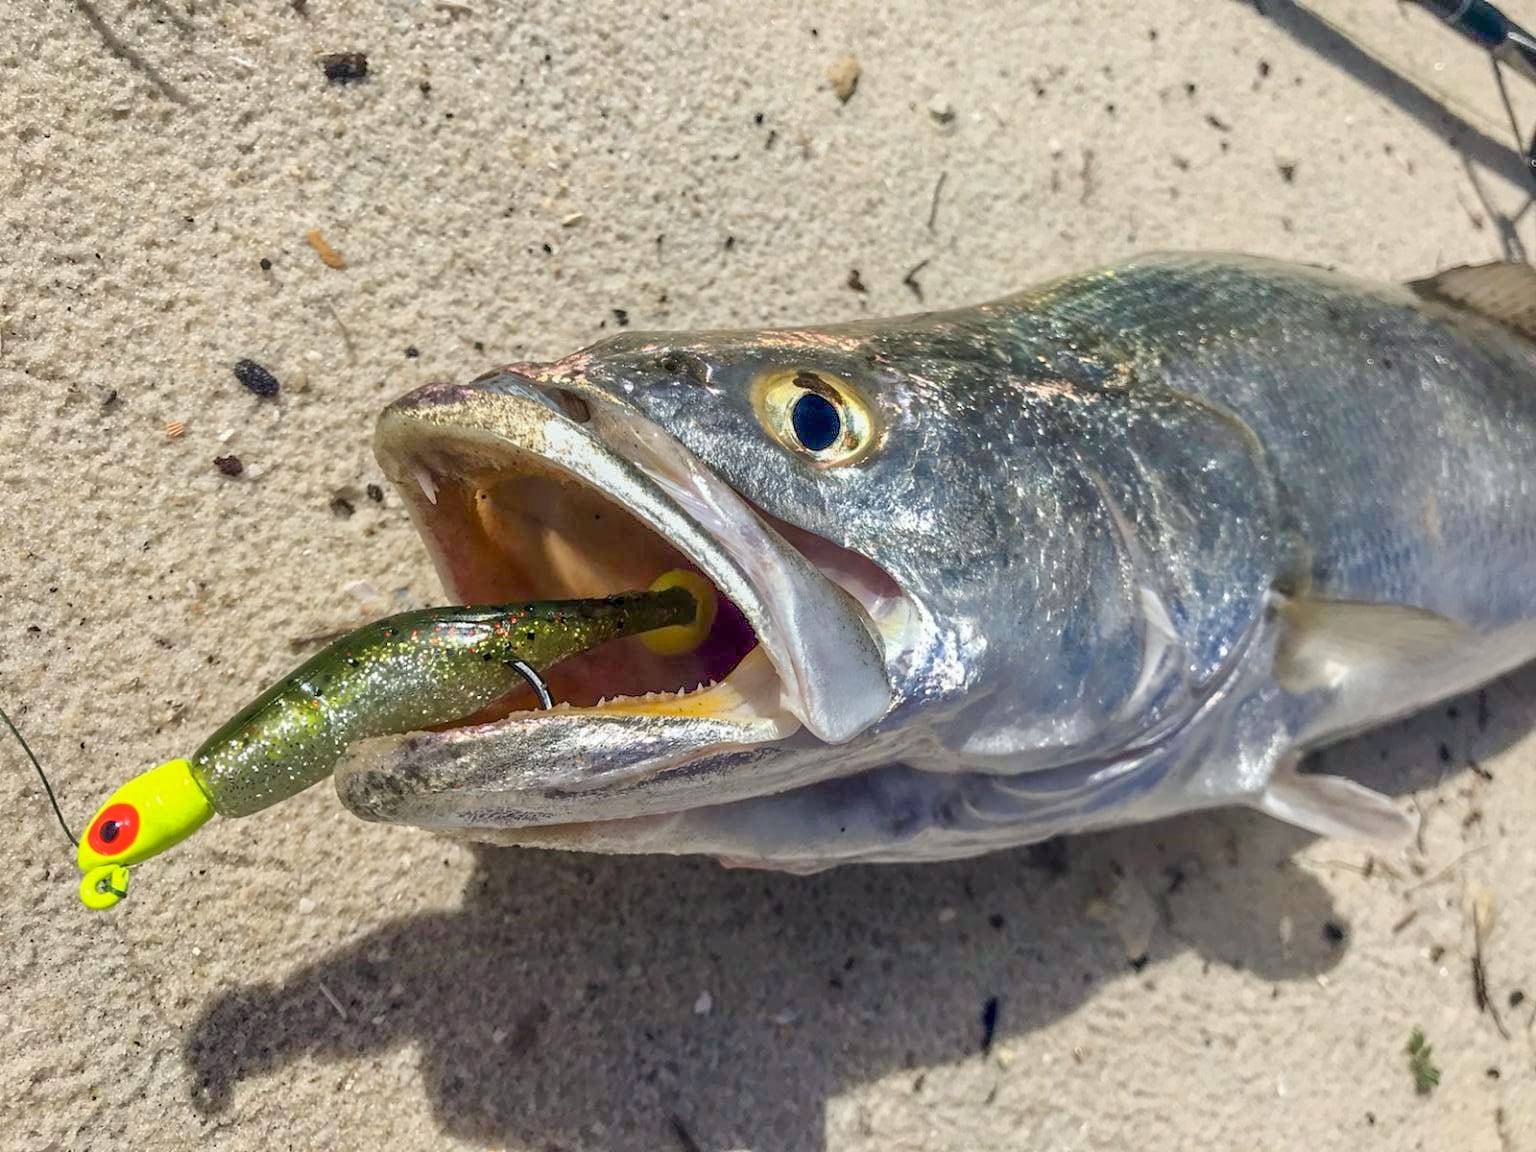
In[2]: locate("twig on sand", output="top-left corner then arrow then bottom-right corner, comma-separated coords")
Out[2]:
1404,844 -> 1491,895
902,258 -> 931,301
326,303 -> 357,363
72,0 -> 192,105
927,172 -> 947,231
1472,889 -> 1511,1039
317,980 -> 348,1021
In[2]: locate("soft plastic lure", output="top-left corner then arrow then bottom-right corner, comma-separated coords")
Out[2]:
70,569 -> 715,909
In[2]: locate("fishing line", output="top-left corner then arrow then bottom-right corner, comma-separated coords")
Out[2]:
1,703 -> 77,847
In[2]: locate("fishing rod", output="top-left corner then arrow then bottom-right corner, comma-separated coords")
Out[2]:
1416,0 -> 1536,86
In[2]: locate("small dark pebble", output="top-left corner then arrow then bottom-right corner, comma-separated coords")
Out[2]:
233,358 -> 280,398
612,308 -> 630,327
980,995 -> 1000,1054
1278,163 -> 1296,183
259,257 -> 273,271
419,80 -> 432,95
988,913 -> 1005,930
753,111 -> 764,125
1438,742 -> 1452,764
1129,953 -> 1151,972
27,624 -> 41,633
291,0 -> 308,12
366,483 -> 384,503
541,242 -> 553,255
847,269 -> 867,293
1487,1067 -> 1501,1080
1258,59 -> 1271,78
1205,113 -> 1231,132
330,496 -> 355,518
1323,920 -> 1347,946
214,455 -> 244,477
321,53 -> 369,83
102,389 -> 121,410
405,345 -> 420,358
724,235 -> 736,251
473,340 -> 485,353
1510,989 -> 1526,1008
1365,1113 -> 1376,1127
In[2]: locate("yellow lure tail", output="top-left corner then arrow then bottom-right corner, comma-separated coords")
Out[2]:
639,569 -> 718,656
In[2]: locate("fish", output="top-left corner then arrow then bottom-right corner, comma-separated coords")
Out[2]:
333,252 -> 1536,871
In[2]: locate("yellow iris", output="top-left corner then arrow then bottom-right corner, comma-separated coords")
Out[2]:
751,368 -> 879,466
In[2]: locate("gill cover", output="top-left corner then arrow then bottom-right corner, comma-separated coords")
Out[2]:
76,758 -> 214,909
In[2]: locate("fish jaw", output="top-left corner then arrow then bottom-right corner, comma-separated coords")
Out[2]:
356,371 -> 893,821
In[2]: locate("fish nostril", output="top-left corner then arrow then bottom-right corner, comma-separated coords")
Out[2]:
549,388 -> 592,423
657,350 -> 711,387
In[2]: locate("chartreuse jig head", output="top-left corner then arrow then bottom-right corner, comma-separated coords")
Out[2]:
76,759 -> 213,909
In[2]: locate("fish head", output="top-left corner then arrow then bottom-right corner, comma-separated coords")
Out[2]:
345,314 -> 1026,837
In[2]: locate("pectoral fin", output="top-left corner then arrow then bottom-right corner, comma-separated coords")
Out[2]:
1274,596 -> 1474,693
1257,762 -> 1416,845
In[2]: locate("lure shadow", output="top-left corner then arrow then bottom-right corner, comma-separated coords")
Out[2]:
182,666 -> 1532,1152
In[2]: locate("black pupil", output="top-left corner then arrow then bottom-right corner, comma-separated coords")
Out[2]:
100,820 -> 119,843
791,391 -> 841,452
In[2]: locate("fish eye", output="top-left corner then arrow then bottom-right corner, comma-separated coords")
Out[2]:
751,369 -> 877,466
87,802 -> 140,857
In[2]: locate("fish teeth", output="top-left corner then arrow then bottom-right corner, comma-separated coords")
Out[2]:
414,465 -> 439,505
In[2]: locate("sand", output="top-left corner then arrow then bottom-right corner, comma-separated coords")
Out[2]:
3,1 -> 1535,1149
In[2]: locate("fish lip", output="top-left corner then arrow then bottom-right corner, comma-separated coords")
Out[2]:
373,371 -> 894,747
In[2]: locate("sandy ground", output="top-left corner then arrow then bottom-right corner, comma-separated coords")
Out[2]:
4,1 -> 1536,1149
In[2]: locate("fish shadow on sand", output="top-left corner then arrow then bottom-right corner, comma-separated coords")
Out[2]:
182,664 -> 1533,1151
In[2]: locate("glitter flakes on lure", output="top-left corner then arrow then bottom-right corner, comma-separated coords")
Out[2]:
189,586 -> 701,817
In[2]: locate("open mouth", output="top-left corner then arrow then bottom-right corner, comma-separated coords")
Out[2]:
371,373 -> 898,751
390,438 -> 775,726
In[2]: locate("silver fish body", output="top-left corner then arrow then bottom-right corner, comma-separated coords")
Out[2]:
340,254 -> 1536,869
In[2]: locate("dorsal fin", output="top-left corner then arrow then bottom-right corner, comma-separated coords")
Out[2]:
1408,261 -> 1536,340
